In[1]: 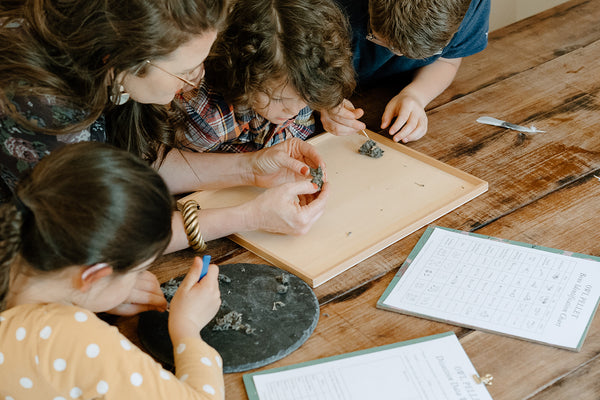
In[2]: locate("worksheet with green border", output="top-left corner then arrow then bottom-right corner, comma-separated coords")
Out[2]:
243,331 -> 493,400
378,226 -> 600,351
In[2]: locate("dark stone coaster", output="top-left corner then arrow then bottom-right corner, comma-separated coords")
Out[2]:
137,263 -> 319,373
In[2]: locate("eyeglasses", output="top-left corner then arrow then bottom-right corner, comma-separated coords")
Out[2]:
145,60 -> 205,88
365,24 -> 403,56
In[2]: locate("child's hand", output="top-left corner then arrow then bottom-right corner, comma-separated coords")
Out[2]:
248,180 -> 329,235
381,89 -> 428,143
168,258 -> 221,342
320,99 -> 366,136
251,138 -> 326,187
106,271 -> 167,316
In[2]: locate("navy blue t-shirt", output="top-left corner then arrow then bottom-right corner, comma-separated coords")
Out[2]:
336,0 -> 491,85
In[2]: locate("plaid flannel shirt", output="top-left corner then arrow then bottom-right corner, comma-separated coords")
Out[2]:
176,81 -> 315,153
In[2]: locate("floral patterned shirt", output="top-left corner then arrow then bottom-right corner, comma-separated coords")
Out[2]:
0,92 -> 106,202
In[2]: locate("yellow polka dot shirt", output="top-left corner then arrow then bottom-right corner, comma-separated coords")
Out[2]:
0,303 -> 224,399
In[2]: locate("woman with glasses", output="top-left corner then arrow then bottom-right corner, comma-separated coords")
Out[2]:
0,0 -> 328,264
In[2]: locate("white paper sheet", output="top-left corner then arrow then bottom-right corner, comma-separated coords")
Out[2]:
380,228 -> 600,350
250,333 -> 492,400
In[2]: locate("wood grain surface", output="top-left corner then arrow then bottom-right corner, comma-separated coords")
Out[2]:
117,1 -> 600,398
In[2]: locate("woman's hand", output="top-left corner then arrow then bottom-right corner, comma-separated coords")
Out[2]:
168,257 -> 221,341
106,271 -> 167,316
250,138 -> 326,188
248,180 -> 330,235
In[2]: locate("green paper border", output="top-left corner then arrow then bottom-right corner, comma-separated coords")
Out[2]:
243,331 -> 457,399
376,225 -> 600,351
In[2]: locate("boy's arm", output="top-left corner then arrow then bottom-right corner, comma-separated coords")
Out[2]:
382,57 -> 462,143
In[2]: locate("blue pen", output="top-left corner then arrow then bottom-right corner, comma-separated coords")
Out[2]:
199,255 -> 211,281
165,254 -> 210,313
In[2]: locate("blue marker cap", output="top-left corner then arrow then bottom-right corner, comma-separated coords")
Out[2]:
199,255 -> 211,281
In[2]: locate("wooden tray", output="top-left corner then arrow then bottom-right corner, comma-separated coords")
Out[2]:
179,131 -> 488,287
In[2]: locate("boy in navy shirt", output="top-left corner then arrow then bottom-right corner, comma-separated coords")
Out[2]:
322,0 -> 490,142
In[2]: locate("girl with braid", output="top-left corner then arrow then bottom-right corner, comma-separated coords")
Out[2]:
0,142 -> 223,399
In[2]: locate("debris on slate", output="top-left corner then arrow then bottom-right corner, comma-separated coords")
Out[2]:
212,311 -> 255,335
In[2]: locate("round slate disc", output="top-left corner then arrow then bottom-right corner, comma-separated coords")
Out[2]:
138,263 -> 319,373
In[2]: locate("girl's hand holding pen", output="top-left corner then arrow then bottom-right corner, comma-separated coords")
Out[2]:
168,256 -> 221,342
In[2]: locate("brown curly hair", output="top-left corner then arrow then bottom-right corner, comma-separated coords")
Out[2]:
205,0 -> 356,112
0,0 -> 228,163
369,0 -> 471,59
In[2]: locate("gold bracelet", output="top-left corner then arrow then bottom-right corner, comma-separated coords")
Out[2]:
182,199 -> 207,252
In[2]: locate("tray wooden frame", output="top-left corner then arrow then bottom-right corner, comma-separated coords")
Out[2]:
178,131 -> 488,287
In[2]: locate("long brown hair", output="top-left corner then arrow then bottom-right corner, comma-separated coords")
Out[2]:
0,142 -> 174,311
205,0 -> 355,112
0,0 -> 228,163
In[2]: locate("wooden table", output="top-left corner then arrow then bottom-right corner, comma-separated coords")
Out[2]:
118,0 -> 600,398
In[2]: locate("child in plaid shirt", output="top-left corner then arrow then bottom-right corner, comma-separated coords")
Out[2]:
176,0 -> 356,153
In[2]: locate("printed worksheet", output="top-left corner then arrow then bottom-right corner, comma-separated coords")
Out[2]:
378,227 -> 600,350
244,332 -> 493,400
